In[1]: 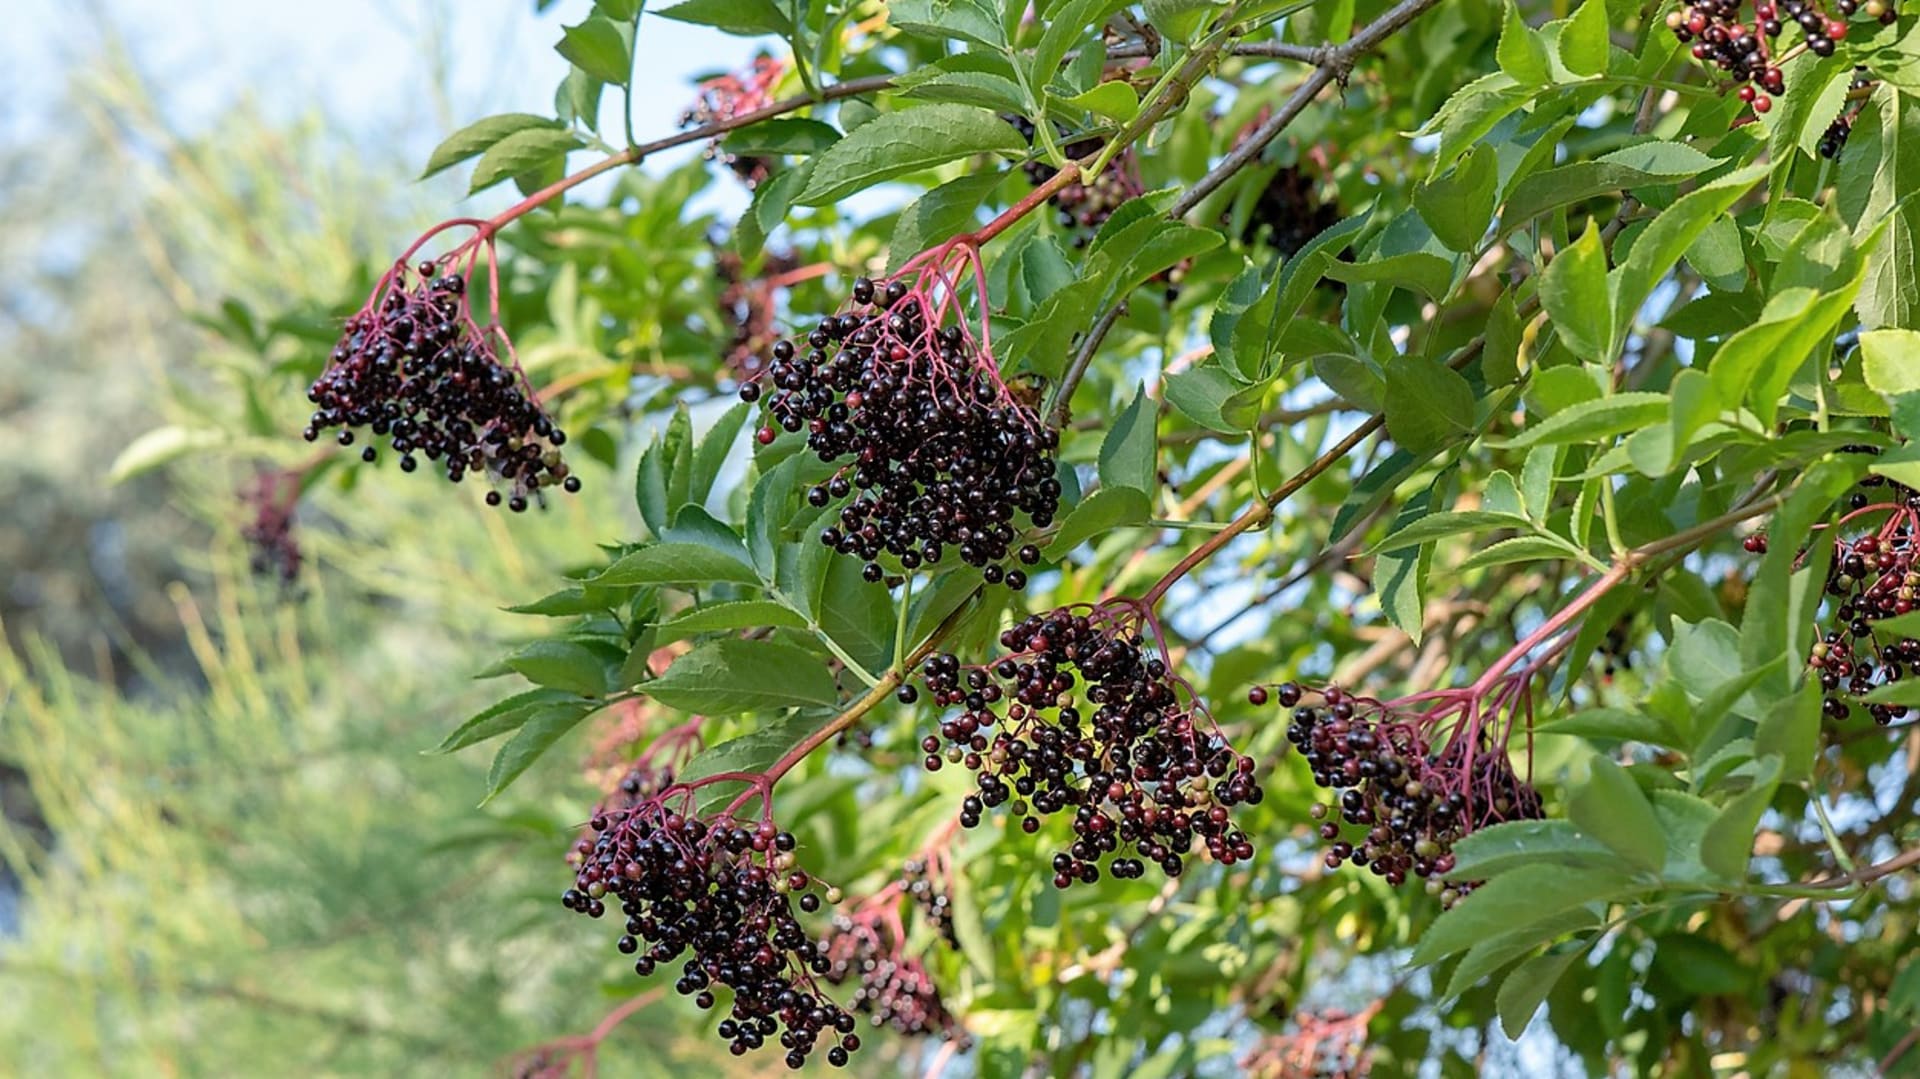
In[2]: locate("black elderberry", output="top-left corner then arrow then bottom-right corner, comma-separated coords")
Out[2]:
919,602 -> 1261,887
308,256 -> 575,509
737,273 -> 1062,584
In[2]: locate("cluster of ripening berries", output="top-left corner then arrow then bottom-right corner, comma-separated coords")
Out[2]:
683,56 -> 784,188
240,469 -> 302,585
562,804 -> 858,1068
818,916 -> 966,1043
1786,477 -> 1920,725
1667,0 -> 1895,118
1005,116 -> 1144,242
739,275 -> 1061,586
918,606 -> 1262,887
1255,683 -> 1542,906
306,261 -> 576,512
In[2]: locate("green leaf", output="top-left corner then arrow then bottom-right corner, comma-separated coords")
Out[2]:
1558,0 -> 1610,77
815,554 -> 895,673
1321,251 -> 1455,299
1033,0 -> 1130,93
1055,81 -> 1138,122
1708,285 -> 1860,428
721,118 -> 842,157
675,711 -> 832,814
1496,2 -> 1551,85
1609,163 -> 1768,354
1414,143 -> 1498,253
1370,511 -> 1536,555
1535,707 -> 1678,746
1384,357 -> 1475,453
421,113 -> 563,180
555,15 -> 632,86
656,600 -> 809,643
1497,947 -> 1583,1039
1699,755 -> 1783,880
890,170 -> 1007,271
902,71 -> 1031,113
1447,819 -> 1627,881
1098,390 -> 1157,494
885,0 -> 1007,49
482,704 -> 597,803
1457,535 -> 1589,570
644,639 -> 838,714
1566,754 -> 1666,873
1377,492 -> 1434,643
594,543 -> 760,587
1754,680 -> 1821,785
1540,225 -> 1612,361
1163,365 -> 1243,434
1412,865 -> 1635,965
1836,89 -> 1920,330
1500,392 -> 1669,449
433,689 -> 588,754
1862,329 -> 1920,395
505,640 -> 616,696
690,403 -> 751,506
1049,486 -> 1152,552
798,105 -> 1025,206
653,0 -> 789,35
1446,909 -> 1601,1000
107,426 -> 225,483
469,127 -> 582,194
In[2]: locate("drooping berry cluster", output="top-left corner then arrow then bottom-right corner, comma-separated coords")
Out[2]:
920,601 -> 1262,887
818,911 -> 966,1043
563,798 -> 858,1067
1004,115 -> 1145,244
306,250 -> 576,511
1242,1005 -> 1378,1079
1798,477 -> 1920,725
683,56 -> 785,188
1819,67 -> 1880,159
739,265 -> 1061,585
1667,0 -> 1896,117
1265,683 -> 1542,906
240,468 -> 302,585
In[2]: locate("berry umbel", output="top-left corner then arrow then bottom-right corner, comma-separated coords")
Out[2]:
740,246 -> 1062,586
564,781 -> 857,1067
1666,0 -> 1896,119
306,225 -> 576,510
920,599 -> 1262,886
1798,476 -> 1920,726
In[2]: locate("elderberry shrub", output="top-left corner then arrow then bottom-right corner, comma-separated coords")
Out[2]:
1269,683 -> 1542,907
306,259 -> 576,510
740,276 -> 1061,585
1801,476 -> 1920,725
919,604 -> 1261,887
564,802 -> 857,1067
1667,0 -> 1897,117
818,916 -> 967,1043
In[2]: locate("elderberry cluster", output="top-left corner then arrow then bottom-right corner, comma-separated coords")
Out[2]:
563,805 -> 858,1067
818,919 -> 966,1042
739,276 -> 1060,585
683,57 -> 784,189
1266,684 -> 1541,906
919,607 -> 1262,888
240,470 -> 302,585
306,261 -> 576,511
716,247 -> 797,379
1802,477 -> 1920,725
1667,0 -> 1896,117
1004,115 -> 1142,243
1240,164 -> 1341,260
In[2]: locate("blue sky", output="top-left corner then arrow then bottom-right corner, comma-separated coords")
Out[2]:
5,1 -> 755,197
